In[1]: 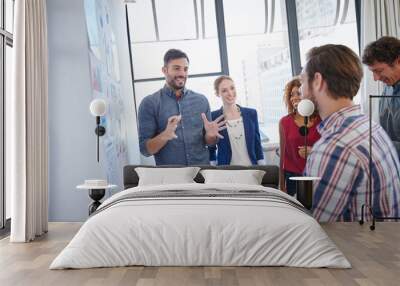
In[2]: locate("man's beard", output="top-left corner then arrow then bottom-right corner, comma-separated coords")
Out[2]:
167,76 -> 186,91
306,88 -> 318,110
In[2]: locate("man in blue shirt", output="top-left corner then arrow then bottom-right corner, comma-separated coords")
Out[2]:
362,36 -> 400,159
138,49 -> 225,165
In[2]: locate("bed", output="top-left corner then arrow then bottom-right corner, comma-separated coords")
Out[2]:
50,165 -> 350,269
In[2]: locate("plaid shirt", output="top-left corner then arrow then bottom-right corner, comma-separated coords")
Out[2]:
305,105 -> 400,222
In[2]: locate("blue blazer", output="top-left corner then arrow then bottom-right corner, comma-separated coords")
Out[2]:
209,106 -> 264,165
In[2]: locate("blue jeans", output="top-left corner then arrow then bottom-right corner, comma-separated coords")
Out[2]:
284,170 -> 301,196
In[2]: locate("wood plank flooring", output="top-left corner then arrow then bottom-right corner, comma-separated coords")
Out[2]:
0,222 -> 399,286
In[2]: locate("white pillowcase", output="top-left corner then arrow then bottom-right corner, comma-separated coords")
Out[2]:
200,169 -> 266,185
135,167 -> 200,186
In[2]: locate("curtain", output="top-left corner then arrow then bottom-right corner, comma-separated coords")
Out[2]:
360,0 -> 400,115
9,0 -> 49,242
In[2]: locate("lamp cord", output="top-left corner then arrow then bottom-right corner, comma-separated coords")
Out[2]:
96,116 -> 100,162
304,116 -> 308,160
97,124 -> 99,162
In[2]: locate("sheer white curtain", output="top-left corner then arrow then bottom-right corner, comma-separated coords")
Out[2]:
360,0 -> 400,114
9,0 -> 49,242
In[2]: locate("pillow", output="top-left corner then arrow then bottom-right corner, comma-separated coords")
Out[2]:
200,169 -> 266,185
135,167 -> 200,186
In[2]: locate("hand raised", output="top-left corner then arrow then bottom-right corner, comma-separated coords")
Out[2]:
201,113 -> 226,139
162,115 -> 181,140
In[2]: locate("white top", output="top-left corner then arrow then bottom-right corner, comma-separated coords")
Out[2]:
226,117 -> 252,166
77,183 -> 118,190
85,179 -> 107,186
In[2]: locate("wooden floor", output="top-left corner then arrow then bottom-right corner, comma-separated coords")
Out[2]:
0,222 -> 399,286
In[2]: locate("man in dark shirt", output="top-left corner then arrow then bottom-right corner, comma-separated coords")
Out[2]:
362,36 -> 400,159
138,49 -> 225,165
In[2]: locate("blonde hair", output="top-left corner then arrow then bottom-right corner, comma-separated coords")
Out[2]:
214,75 -> 234,95
283,77 -> 301,114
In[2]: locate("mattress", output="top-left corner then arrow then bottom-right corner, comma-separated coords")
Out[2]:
50,183 -> 350,269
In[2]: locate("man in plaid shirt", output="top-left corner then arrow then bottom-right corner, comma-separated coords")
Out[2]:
300,44 -> 400,222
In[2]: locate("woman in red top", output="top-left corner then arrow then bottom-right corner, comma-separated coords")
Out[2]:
279,77 -> 321,196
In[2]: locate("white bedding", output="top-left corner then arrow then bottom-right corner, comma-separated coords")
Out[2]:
50,183 -> 350,269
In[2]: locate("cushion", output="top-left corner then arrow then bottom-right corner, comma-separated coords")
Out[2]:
200,169 -> 266,185
123,165 -> 280,189
135,167 -> 201,186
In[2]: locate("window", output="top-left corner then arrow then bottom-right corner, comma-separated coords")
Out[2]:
0,36 -> 3,230
223,0 -> 292,143
223,0 -> 266,36
125,0 -> 360,147
4,44 -> 11,221
127,0 -> 157,43
5,0 -> 13,33
296,0 -> 359,65
1,0 -> 14,231
134,76 -> 220,109
296,0 -> 359,103
127,0 -> 222,80
155,0 -> 198,41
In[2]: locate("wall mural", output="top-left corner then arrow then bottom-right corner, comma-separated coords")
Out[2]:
84,0 -> 128,186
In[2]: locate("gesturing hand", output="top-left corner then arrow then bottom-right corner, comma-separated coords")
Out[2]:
162,115 -> 182,140
298,146 -> 312,159
201,113 -> 226,139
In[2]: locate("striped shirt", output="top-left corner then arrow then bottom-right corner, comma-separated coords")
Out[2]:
304,105 -> 400,222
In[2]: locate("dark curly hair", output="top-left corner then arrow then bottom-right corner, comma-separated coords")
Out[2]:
362,36 -> 400,66
283,77 -> 301,114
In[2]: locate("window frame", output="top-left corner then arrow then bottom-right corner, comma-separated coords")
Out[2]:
0,0 -> 13,232
129,0 -> 200,44
126,0 -> 229,84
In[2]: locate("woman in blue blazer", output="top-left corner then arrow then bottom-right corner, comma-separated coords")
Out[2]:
209,75 -> 265,165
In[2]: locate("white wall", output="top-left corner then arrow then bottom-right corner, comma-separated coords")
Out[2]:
47,0 -> 139,221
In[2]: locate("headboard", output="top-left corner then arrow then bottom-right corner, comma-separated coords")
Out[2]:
123,165 -> 280,189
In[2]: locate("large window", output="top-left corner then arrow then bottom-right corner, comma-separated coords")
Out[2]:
126,0 -> 360,146
127,0 -> 222,82
223,0 -> 292,144
296,0 -> 359,65
1,0 -> 14,231
296,0 -> 360,103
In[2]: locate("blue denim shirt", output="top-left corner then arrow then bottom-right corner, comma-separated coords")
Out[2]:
138,85 -> 211,165
380,81 -> 400,159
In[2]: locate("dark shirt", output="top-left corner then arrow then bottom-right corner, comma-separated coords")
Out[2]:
380,81 -> 400,159
138,85 -> 211,165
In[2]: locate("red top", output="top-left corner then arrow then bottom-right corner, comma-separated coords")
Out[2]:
281,114 -> 321,174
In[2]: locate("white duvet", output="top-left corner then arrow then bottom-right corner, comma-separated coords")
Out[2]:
50,183 -> 350,269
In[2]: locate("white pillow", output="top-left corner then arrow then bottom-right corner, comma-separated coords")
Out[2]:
200,169 -> 266,185
135,167 -> 200,186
